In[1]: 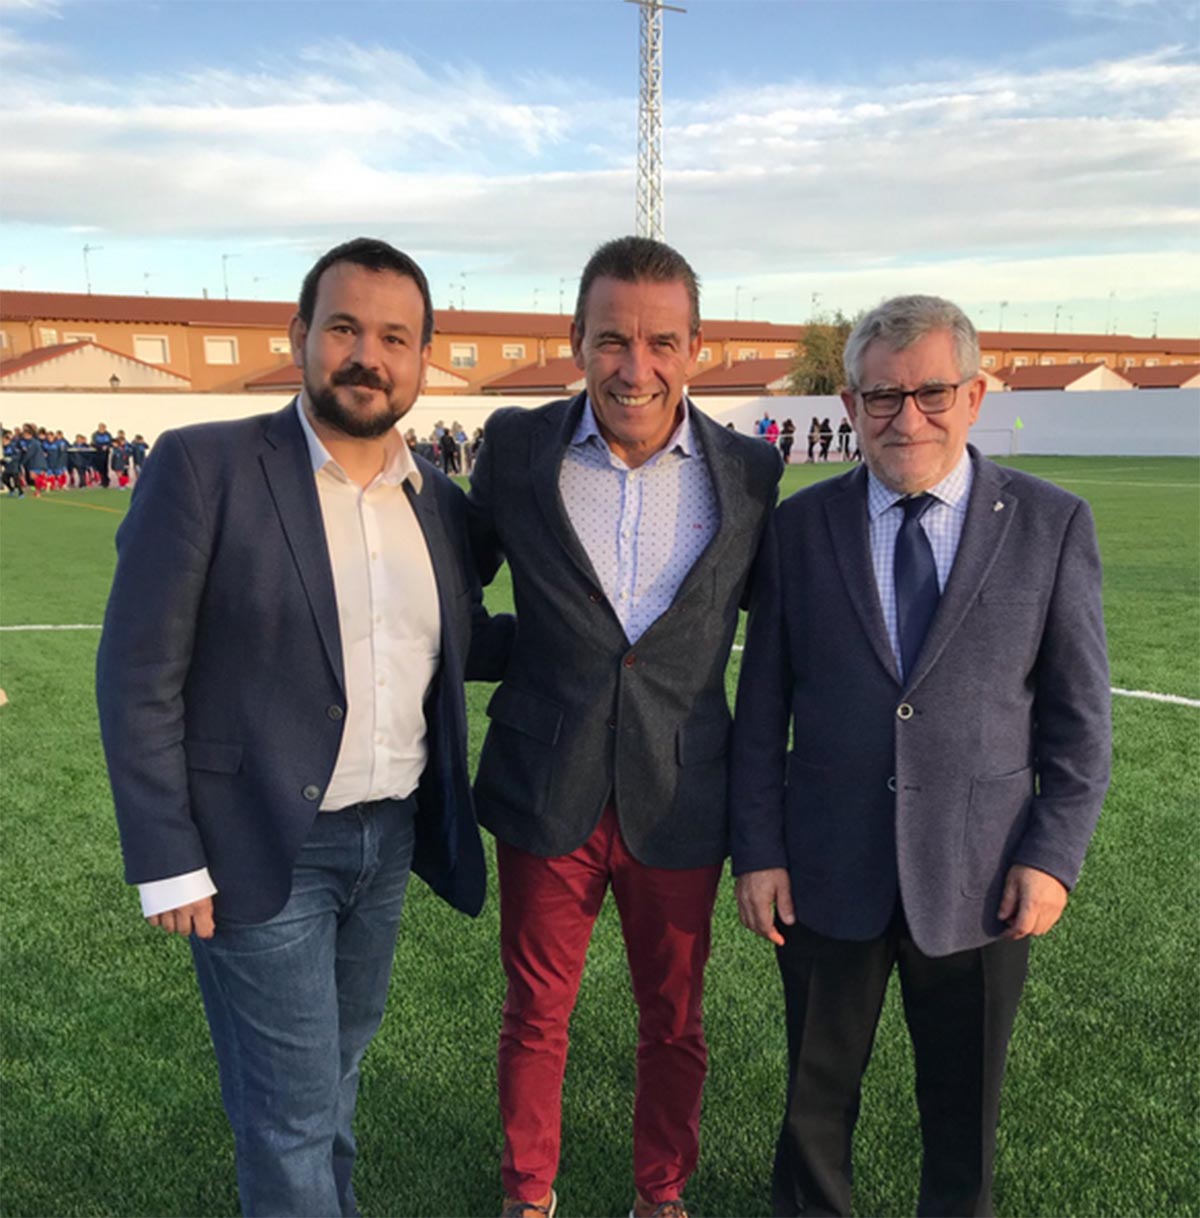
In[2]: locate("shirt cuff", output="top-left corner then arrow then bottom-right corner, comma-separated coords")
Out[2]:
138,869 -> 217,918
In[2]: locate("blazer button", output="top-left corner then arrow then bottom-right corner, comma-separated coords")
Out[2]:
623,654 -> 636,668
886,776 -> 897,792
607,717 -> 617,730
302,784 -> 321,801
326,705 -> 344,720
588,590 -> 603,603
896,703 -> 914,720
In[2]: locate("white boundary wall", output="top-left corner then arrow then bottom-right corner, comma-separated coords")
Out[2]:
1,387 -> 1197,456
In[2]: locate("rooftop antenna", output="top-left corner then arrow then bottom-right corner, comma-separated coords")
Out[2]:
221,253 -> 239,301
82,244 -> 103,294
626,0 -> 686,241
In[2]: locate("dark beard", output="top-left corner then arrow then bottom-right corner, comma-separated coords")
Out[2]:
306,363 -> 405,439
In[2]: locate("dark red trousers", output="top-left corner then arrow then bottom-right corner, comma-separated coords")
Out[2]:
497,806 -> 722,1203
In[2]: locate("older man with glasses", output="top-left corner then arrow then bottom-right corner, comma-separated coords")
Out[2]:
729,294 -> 1111,1217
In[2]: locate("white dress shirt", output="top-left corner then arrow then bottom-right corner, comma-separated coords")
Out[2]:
866,448 -> 973,680
139,401 -> 440,917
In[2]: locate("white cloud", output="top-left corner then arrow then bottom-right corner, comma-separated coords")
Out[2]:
0,35 -> 1196,330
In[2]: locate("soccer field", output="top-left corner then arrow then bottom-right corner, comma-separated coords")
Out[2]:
1,456 -> 1197,1218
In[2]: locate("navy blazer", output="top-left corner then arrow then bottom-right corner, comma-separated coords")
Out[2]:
730,448 -> 1111,956
468,393 -> 781,867
97,401 -> 509,923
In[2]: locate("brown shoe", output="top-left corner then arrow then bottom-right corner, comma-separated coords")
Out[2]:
630,1198 -> 690,1218
502,1188 -> 557,1218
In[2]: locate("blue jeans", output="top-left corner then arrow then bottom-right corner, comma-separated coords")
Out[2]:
191,797 -> 416,1217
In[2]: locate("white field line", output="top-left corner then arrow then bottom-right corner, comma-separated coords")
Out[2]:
1025,478 -> 1198,489
728,645 -> 1199,707
0,623 -> 102,631
3,629 -> 1196,708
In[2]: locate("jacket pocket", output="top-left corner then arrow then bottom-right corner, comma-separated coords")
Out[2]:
183,739 -> 243,774
961,765 -> 1034,897
486,684 -> 563,745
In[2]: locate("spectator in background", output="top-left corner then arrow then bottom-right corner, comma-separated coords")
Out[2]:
819,417 -> 834,461
439,425 -> 460,474
765,418 -> 780,448
806,417 -> 820,463
69,435 -> 95,487
779,419 -> 796,465
837,417 -> 853,460
756,410 -> 772,437
92,422 -> 114,488
20,424 -> 47,495
3,430 -> 24,497
110,435 -> 131,487
130,435 -> 149,480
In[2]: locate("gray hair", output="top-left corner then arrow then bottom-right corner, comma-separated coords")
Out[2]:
843,295 -> 979,389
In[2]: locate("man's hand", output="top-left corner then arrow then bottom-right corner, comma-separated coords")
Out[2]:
997,864 -> 1068,940
735,868 -> 795,946
148,897 -> 215,939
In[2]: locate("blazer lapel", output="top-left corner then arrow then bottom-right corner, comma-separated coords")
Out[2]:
529,393 -> 605,588
259,401 -> 344,690
664,404 -> 742,608
825,466 -> 901,683
404,471 -> 463,658
905,450 -> 1015,691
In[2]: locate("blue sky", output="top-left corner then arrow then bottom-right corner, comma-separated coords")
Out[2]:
2,0 -> 1197,336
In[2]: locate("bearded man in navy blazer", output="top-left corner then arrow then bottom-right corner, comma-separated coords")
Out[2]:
730,295 -> 1111,1217
97,238 -> 510,1217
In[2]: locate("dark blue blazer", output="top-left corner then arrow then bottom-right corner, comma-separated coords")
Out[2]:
730,449 -> 1111,956
97,401 -> 509,923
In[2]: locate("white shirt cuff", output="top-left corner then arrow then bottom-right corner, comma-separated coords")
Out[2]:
138,868 -> 218,918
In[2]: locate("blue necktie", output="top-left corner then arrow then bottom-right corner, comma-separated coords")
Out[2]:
894,494 -> 939,680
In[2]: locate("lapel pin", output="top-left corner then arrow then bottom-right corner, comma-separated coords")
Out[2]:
993,500 -> 1005,512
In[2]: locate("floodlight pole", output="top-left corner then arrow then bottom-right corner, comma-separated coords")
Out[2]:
626,0 -> 686,241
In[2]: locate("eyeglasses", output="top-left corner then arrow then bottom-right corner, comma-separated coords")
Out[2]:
855,378 -> 973,419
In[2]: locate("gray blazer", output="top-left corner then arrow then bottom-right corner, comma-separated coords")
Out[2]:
729,448 -> 1111,956
468,394 -> 781,867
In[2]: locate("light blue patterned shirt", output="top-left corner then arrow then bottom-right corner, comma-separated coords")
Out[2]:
866,449 -> 974,678
559,397 -> 718,645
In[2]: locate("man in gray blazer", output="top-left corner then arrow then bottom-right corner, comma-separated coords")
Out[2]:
469,237 -> 781,1218
730,295 -> 1110,1217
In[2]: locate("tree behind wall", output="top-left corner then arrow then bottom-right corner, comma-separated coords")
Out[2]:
788,310 -> 861,395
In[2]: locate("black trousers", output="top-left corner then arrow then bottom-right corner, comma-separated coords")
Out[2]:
772,909 -> 1030,1218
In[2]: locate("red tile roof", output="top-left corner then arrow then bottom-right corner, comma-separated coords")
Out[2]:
688,357 -> 794,394
482,356 -> 584,394
1122,364 -> 1200,388
978,330 -> 1200,357
996,363 -> 1125,390
0,338 -> 191,381
1,290 -> 293,328
0,341 -> 89,375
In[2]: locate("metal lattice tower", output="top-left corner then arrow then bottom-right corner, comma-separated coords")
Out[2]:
627,0 -> 685,241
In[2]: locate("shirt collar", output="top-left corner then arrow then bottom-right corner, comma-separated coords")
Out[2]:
866,447 -> 973,521
295,396 -> 422,492
571,395 -> 698,463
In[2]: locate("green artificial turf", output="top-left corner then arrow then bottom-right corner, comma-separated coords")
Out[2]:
1,457 -> 1197,1217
